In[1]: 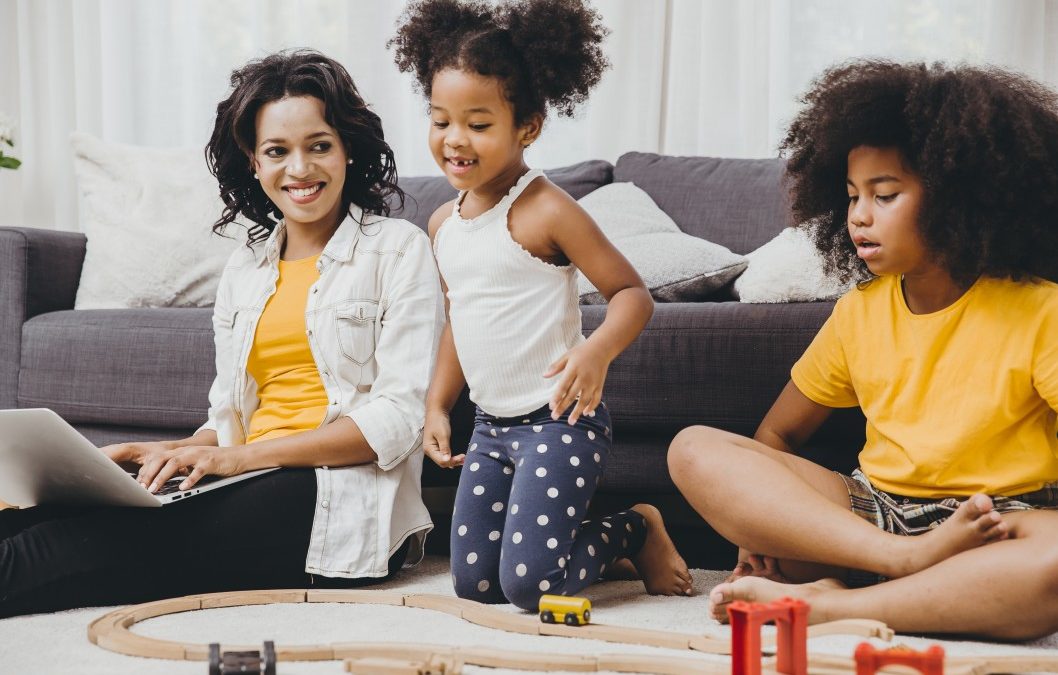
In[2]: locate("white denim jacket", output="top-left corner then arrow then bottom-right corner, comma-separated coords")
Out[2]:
197,206 -> 445,578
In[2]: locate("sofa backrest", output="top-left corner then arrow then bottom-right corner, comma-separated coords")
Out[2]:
391,159 -> 615,233
613,152 -> 791,255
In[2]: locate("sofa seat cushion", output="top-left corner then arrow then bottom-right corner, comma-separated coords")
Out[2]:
19,308 -> 214,429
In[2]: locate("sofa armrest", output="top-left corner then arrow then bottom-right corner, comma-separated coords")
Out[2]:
0,227 -> 87,407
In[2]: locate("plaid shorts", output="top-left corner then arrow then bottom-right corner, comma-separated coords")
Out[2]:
839,468 -> 1058,587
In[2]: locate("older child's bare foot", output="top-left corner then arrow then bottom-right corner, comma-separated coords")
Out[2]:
708,576 -> 846,623
602,557 -> 640,581
724,554 -> 788,585
892,493 -> 1008,577
629,504 -> 694,595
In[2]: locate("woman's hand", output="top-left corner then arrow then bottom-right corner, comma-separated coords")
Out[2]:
423,408 -> 464,468
103,442 -> 245,492
544,342 -> 611,425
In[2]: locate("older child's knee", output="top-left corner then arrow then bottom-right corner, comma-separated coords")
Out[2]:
668,425 -> 733,480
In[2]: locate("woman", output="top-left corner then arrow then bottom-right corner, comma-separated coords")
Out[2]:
0,50 -> 444,617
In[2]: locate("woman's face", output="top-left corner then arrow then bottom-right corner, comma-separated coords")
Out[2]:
846,145 -> 933,277
253,95 -> 347,233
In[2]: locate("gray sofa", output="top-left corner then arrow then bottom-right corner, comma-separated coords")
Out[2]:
0,152 -> 865,568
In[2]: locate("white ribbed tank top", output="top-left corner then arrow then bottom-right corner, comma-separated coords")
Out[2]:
434,168 -> 584,417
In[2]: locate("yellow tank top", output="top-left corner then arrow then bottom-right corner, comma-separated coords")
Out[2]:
245,256 -> 328,443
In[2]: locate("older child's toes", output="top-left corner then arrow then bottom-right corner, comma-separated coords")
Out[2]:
708,583 -> 736,622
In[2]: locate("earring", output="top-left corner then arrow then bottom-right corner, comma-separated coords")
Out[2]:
347,158 -> 354,165
253,173 -> 259,179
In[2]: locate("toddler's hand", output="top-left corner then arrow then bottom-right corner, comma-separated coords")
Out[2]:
424,409 -> 464,468
543,343 -> 610,425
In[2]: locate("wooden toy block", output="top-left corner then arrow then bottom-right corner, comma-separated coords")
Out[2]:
126,596 -> 203,622
199,589 -> 306,609
539,621 -> 691,650
805,619 -> 895,642
86,611 -> 131,644
459,605 -> 541,635
273,643 -> 335,660
345,656 -> 459,674
95,629 -> 190,660
950,654 -> 1058,674
729,596 -> 809,675
855,643 -> 944,675
462,647 -> 596,671
307,588 -> 408,605
332,642 -> 454,661
402,593 -> 482,619
596,653 -> 726,675
688,634 -> 733,654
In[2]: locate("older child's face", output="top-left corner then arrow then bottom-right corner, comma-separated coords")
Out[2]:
428,68 -> 538,191
253,96 -> 347,234
846,146 -> 934,277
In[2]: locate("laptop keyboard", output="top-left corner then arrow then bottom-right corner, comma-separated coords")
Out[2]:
128,474 -> 219,496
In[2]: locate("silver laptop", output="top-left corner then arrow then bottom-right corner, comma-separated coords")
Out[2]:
0,408 -> 277,508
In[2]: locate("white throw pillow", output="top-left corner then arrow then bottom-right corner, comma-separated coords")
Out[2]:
71,132 -> 243,309
733,226 -> 851,303
577,182 -> 747,304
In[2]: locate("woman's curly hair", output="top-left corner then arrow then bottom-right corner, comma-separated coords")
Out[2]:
389,0 -> 609,126
782,60 -> 1058,286
206,49 -> 403,245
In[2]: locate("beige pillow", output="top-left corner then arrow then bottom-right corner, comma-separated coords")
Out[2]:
71,132 -> 243,309
576,182 -> 747,304
733,226 -> 852,303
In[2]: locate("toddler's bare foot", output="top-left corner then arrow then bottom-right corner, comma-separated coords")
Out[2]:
629,504 -> 694,596
602,557 -> 640,581
708,576 -> 846,624
892,493 -> 1008,577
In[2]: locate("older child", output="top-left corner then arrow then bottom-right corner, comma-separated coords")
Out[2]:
669,60 -> 1058,640
391,0 -> 692,609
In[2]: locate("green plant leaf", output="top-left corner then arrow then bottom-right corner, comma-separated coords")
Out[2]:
0,156 -> 21,170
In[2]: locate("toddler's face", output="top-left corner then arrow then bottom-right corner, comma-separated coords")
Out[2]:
428,68 -> 535,192
846,146 -> 932,278
252,95 -> 348,234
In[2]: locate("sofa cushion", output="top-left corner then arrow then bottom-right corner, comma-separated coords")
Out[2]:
734,226 -> 851,303
577,182 -> 747,303
70,133 -> 243,310
582,300 -> 836,435
19,309 -> 214,429
613,152 -> 790,255
390,159 -> 614,232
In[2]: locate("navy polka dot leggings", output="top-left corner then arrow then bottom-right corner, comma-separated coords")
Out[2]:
450,403 -> 648,610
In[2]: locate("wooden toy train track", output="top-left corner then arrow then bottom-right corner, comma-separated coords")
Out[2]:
87,588 -> 1058,674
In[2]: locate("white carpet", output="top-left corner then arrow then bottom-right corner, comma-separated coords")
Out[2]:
1,556 -> 1056,674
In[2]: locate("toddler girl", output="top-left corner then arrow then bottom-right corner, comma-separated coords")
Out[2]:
392,0 -> 693,609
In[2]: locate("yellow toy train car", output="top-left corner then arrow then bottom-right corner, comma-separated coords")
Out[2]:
538,594 -> 591,626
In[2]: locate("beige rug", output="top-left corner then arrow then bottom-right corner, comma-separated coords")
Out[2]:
1,556 -> 1055,674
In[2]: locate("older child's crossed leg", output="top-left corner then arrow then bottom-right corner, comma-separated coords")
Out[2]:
709,510 -> 1058,640
668,426 -> 1009,602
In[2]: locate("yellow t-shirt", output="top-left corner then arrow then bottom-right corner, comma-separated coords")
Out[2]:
245,256 -> 329,443
791,274 -> 1058,498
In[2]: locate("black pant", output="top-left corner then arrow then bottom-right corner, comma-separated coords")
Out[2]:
0,468 -> 406,618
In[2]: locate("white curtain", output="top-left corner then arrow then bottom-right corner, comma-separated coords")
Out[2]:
2,0 -> 1058,231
